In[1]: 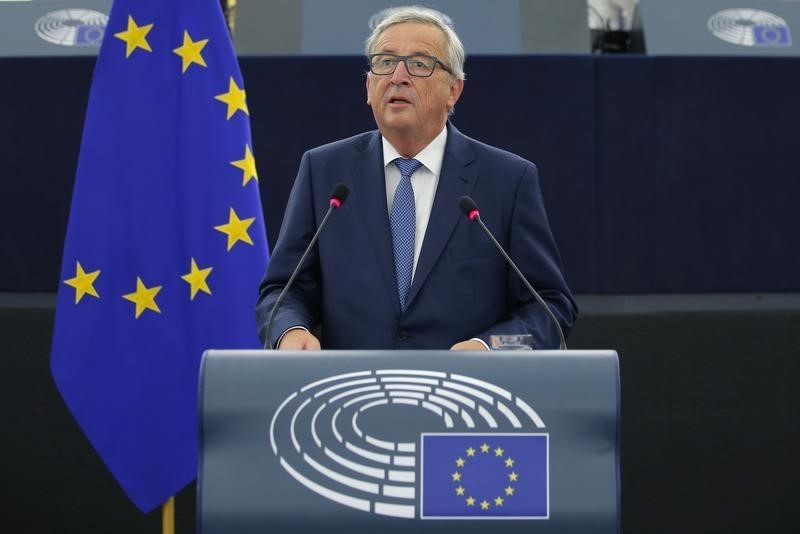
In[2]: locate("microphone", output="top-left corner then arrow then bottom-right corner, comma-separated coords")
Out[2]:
264,183 -> 350,349
458,195 -> 567,350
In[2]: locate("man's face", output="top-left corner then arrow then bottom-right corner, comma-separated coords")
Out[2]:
366,22 -> 463,149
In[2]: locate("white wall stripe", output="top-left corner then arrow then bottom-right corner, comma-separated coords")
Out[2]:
290,397 -> 312,453
449,373 -> 512,400
434,388 -> 475,408
269,390 -> 297,455
516,397 -> 546,428
303,453 -> 379,494
381,484 -> 415,499
374,502 -> 415,519
280,457 -> 370,512
497,400 -> 522,428
300,371 -> 372,393
311,402 -> 326,448
375,369 -> 446,378
365,434 -> 396,451
477,405 -> 498,428
314,378 -> 377,398
324,448 -> 385,479
343,392 -> 386,409
441,380 -> 495,404
346,441 -> 392,464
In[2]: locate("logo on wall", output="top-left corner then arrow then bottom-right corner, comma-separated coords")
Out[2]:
35,9 -> 108,47
707,9 -> 792,47
269,369 -> 549,519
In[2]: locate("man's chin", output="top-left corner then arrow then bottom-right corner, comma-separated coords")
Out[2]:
379,113 -> 416,132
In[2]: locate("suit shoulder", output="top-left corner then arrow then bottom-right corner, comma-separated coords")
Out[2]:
448,129 -> 541,201
458,132 -> 537,173
305,131 -> 378,159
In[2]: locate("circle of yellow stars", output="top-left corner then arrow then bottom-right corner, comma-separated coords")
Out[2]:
451,442 -> 519,511
112,14 -> 250,120
64,256 -> 216,319
62,13 -> 262,318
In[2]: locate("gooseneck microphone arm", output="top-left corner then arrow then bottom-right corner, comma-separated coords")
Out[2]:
458,196 -> 567,350
264,183 -> 350,350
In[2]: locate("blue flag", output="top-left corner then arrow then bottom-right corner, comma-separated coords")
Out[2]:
753,25 -> 792,46
49,0 -> 268,512
421,433 -> 549,518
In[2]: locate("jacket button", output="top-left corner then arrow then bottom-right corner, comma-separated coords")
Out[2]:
396,331 -> 407,341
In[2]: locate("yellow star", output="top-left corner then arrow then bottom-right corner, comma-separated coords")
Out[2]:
214,77 -> 249,120
494,496 -> 504,507
230,144 -> 258,186
455,457 -> 465,468
214,207 -> 255,251
63,261 -> 100,303
451,471 -> 461,482
173,30 -> 208,73
480,500 -> 490,510
466,496 -> 475,506
508,471 -> 519,482
181,257 -> 212,300
455,486 -> 465,496
494,446 -> 504,457
466,447 -> 476,457
505,485 -> 515,496
122,277 -> 162,318
480,443 -> 490,453
114,15 -> 153,58
505,457 -> 515,467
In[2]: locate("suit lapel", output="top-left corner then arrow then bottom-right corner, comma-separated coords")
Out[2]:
406,124 -> 477,308
353,131 -> 402,315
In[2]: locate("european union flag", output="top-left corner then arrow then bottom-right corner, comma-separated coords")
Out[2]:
753,25 -> 792,47
49,0 -> 268,512
421,433 -> 548,518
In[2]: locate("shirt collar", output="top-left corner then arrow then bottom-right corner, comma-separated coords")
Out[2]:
382,125 -> 448,176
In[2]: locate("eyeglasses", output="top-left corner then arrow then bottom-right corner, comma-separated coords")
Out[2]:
368,53 -> 453,77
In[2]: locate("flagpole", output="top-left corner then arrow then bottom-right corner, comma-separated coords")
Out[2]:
162,496 -> 175,534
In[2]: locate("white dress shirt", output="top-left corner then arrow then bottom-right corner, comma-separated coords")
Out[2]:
382,126 -> 447,279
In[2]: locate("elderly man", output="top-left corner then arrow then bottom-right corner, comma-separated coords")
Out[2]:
256,5 -> 577,351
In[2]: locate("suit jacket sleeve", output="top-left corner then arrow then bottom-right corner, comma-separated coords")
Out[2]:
255,151 -> 321,348
472,161 -> 577,349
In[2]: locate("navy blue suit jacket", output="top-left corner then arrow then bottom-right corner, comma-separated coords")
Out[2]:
256,124 -> 577,350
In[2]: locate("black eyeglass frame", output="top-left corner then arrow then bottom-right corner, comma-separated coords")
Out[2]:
367,53 -> 454,77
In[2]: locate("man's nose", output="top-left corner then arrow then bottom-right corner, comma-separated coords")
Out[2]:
390,59 -> 412,83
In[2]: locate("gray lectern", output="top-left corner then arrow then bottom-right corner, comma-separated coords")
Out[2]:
198,350 -> 620,533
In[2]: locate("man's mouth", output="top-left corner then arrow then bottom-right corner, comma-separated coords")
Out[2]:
388,96 -> 411,105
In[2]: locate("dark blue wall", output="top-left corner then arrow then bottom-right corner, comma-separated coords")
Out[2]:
2,55 -> 799,293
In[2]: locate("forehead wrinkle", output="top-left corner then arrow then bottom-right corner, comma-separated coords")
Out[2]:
375,43 -> 439,56
374,25 -> 445,57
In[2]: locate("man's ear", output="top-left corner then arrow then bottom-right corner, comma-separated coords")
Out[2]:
448,78 -> 464,109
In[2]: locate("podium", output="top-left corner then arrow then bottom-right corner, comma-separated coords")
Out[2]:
198,350 -> 620,533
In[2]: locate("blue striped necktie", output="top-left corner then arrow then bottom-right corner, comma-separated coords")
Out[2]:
391,158 -> 423,312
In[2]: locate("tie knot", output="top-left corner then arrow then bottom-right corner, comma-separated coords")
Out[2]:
394,158 -> 423,179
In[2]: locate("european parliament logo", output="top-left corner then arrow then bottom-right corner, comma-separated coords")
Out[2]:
707,9 -> 792,48
269,369 -> 550,520
35,9 -> 108,47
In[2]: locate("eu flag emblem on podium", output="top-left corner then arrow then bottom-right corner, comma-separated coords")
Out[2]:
49,0 -> 268,512
421,433 -> 549,518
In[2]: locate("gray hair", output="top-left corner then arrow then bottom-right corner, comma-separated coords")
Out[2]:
365,5 -> 466,80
